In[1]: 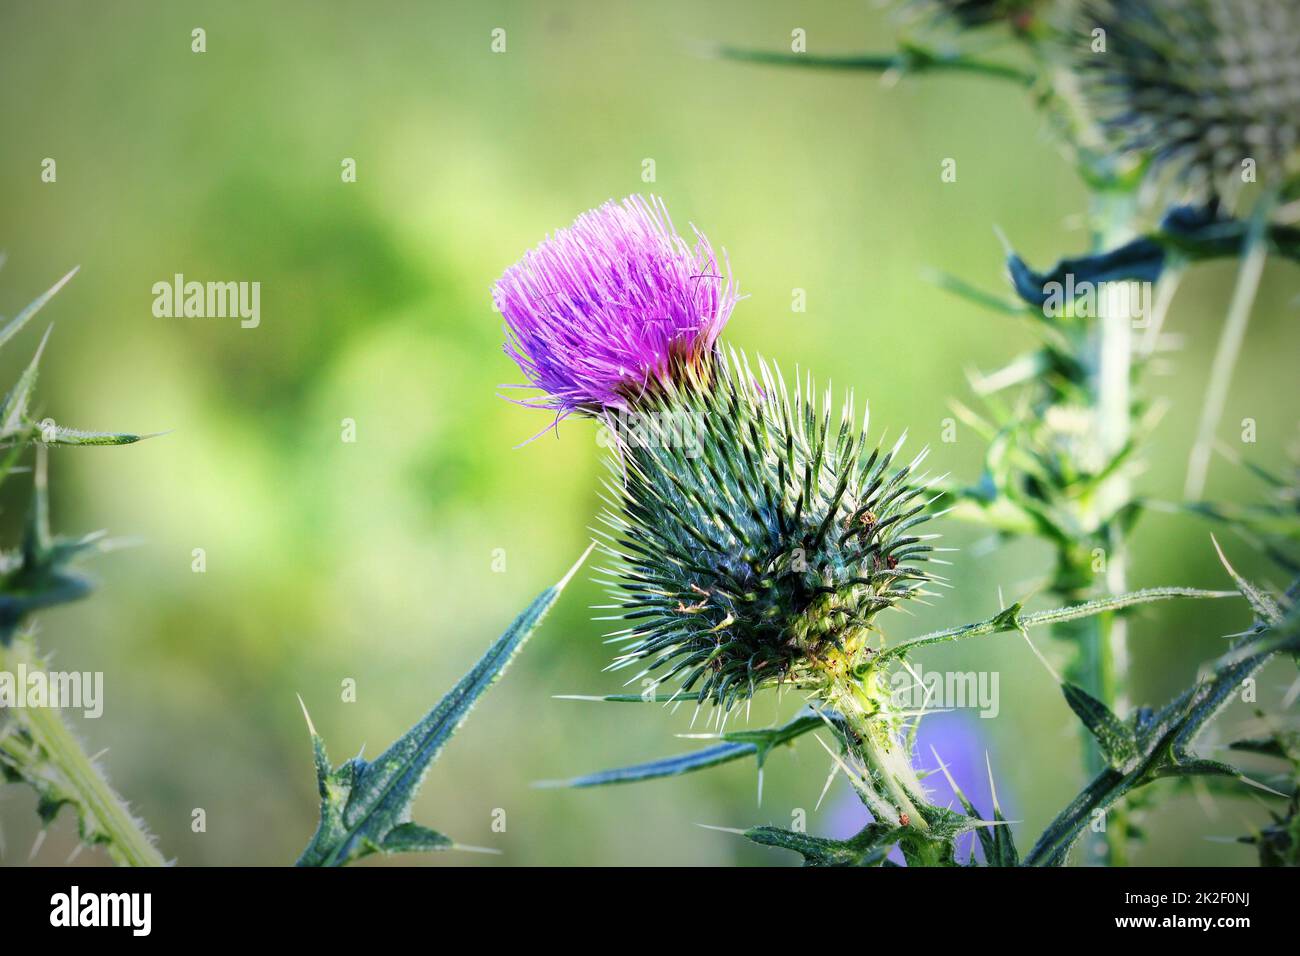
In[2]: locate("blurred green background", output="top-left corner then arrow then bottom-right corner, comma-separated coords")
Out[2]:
0,0 -> 1295,866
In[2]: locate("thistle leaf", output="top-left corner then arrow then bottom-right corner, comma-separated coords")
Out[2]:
1028,583 -> 1297,866
0,267 -> 77,352
1005,206 -> 1300,312
1007,238 -> 1166,310
0,448 -> 99,645
0,326 -> 51,438
295,543 -> 592,866
378,822 -> 454,854
879,587 -> 1232,662
544,711 -> 826,788
1212,535 -> 1283,626
985,753 -> 1018,867
41,426 -> 148,446
1062,682 -> 1139,772
547,741 -> 755,789
743,822 -> 896,867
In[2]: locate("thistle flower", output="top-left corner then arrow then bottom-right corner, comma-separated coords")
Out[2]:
595,348 -> 942,711
493,195 -> 736,421
1078,0 -> 1300,204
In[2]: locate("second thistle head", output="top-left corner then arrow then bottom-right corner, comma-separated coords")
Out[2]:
596,349 -> 943,711
493,195 -> 736,423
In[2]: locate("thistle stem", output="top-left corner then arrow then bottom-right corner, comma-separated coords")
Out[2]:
826,672 -> 938,853
1066,188 -> 1141,864
0,638 -> 165,867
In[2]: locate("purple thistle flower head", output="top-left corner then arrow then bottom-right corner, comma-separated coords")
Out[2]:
493,195 -> 736,421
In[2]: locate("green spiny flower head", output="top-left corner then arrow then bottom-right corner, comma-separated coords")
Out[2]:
1078,0 -> 1300,206
595,347 -> 944,711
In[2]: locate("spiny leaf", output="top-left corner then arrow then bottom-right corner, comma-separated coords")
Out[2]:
1028,584 -> 1298,866
1062,682 -> 1139,772
378,822 -> 453,854
743,822 -> 897,867
930,745 -> 994,864
879,587 -> 1232,662
0,267 -> 77,352
0,448 -> 101,645
1150,756 -> 1242,781
712,42 -> 1034,85
545,741 -> 755,789
41,426 -> 149,446
1005,205 -> 1300,312
542,711 -> 826,789
0,326 -> 51,438
1229,737 -> 1290,759
985,753 -> 1018,866
552,692 -> 694,703
1007,238 -> 1166,310
1212,535 -> 1284,626
295,543 -> 592,866
923,268 -> 1032,317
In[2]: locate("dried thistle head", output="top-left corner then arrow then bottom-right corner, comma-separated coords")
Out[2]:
595,348 -> 943,710
1077,0 -> 1300,206
492,195 -> 736,424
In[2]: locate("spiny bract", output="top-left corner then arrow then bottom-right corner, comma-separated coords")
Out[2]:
594,348 -> 944,710
1077,0 -> 1300,205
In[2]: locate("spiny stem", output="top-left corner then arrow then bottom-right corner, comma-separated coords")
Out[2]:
1,638 -> 165,867
1184,191 -> 1276,499
1083,189 -> 1140,865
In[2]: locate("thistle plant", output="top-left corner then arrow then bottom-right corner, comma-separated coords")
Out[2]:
490,183 -> 1290,865
1075,0 -> 1300,209
295,546 -> 590,866
0,267 -> 585,869
708,0 -> 1298,865
0,267 -> 161,866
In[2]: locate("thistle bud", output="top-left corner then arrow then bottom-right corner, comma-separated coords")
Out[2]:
596,348 -> 941,710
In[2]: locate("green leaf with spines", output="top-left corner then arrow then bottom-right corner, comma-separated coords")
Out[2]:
877,586 -> 1233,662
0,269 -> 164,864
0,326 -> 51,438
41,426 -> 148,446
1028,572 -> 1299,866
544,710 -> 828,789
1062,682 -> 1140,772
0,267 -> 78,352
744,822 -> 898,867
0,450 -> 104,645
295,544 -> 591,866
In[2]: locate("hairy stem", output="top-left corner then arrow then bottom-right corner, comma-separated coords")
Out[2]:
0,638 -> 165,866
